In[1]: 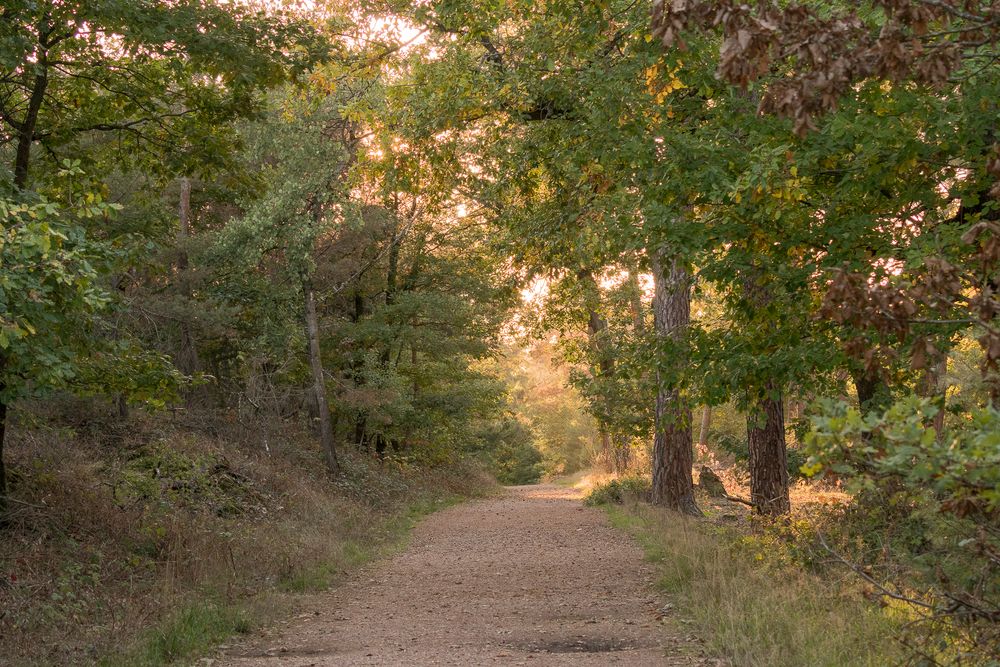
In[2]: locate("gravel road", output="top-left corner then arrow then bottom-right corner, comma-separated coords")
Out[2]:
217,484 -> 709,666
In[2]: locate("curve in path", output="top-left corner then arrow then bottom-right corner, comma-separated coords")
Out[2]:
218,484 -> 709,666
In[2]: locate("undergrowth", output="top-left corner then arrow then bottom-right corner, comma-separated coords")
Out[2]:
586,475 -> 904,667
0,401 -> 496,666
583,475 -> 650,506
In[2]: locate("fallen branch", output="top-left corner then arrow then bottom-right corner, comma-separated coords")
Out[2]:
0,495 -> 47,510
816,531 -> 937,612
722,493 -> 754,508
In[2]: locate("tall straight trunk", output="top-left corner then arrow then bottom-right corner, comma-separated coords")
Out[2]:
698,406 -> 711,449
385,221 -> 400,307
0,400 -> 7,515
304,281 -> 338,474
411,345 -> 418,397
627,270 -> 645,332
599,428 -> 613,472
742,270 -> 790,515
649,251 -> 700,515
919,355 -> 949,437
176,177 -> 200,377
747,385 -> 790,515
352,290 -> 368,448
581,271 -> 625,473
380,217 -> 401,367
612,433 -> 631,474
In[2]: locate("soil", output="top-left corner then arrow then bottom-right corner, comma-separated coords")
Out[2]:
216,484 -> 715,666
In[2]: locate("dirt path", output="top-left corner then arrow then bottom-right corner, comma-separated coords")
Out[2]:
217,484 -> 710,666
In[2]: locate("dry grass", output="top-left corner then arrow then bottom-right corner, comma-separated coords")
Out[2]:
607,498 -> 904,667
0,400 -> 495,666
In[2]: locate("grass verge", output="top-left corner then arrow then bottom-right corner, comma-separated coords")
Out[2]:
100,601 -> 253,667
1,405 -> 496,666
605,501 -> 904,667
97,492 -> 473,666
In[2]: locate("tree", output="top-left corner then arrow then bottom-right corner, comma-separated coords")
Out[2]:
388,0 -> 711,512
0,0 -> 321,509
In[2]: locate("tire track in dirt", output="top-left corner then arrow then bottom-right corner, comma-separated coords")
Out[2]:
216,484 -> 712,666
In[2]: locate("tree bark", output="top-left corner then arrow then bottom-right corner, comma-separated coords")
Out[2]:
580,271 -> 626,474
176,177 -> 200,378
13,66 -> 48,189
351,289 -> 368,449
304,281 -> 338,474
747,385 -> 790,515
612,433 -> 631,474
627,269 -> 645,332
852,367 -> 890,415
919,354 -> 949,437
0,399 -> 7,516
379,214 -> 402,367
698,405 -> 711,450
649,251 -> 700,515
599,428 -> 613,472
741,268 -> 790,515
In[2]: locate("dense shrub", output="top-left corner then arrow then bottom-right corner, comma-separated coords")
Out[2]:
584,476 -> 651,506
803,397 -> 1000,663
474,417 -> 545,485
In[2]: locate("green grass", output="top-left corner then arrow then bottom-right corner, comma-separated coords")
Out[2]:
605,503 -> 904,667
276,496 -> 460,594
277,538 -> 370,593
100,601 -> 253,667
102,492 -> 467,666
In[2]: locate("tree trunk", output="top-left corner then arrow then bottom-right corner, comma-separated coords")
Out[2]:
627,269 -> 645,332
379,215 -> 402,368
0,399 -> 7,516
580,271 -> 624,475
351,289 -> 368,449
741,268 -> 790,516
599,428 -> 613,472
747,386 -> 790,515
612,433 -> 631,474
304,281 -> 338,474
919,354 -> 949,437
852,367 -> 890,415
176,177 -> 200,378
698,406 -> 711,450
649,251 -> 700,515
13,66 -> 48,189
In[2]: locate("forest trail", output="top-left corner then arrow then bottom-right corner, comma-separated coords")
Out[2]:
216,484 -> 713,666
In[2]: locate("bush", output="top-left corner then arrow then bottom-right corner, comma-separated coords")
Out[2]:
475,417 -> 545,485
803,396 -> 1000,663
584,476 -> 651,506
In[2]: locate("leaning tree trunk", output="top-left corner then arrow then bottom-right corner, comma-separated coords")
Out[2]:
649,251 -> 700,515
304,281 -> 339,474
747,385 -> 790,515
